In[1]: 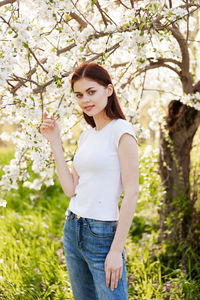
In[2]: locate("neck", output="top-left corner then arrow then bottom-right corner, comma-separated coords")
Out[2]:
93,114 -> 112,131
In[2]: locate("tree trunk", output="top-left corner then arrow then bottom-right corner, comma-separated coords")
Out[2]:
158,101 -> 200,248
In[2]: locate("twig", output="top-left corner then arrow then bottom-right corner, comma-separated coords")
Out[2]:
70,0 -> 99,33
28,47 -> 48,74
86,41 -> 121,63
148,57 -> 182,68
140,70 -> 146,100
116,62 -> 132,86
118,0 -> 131,10
94,1 -> 112,26
112,62 -> 129,68
0,0 -> 16,7
143,88 -> 181,97
9,58 -> 47,95
40,92 -> 44,121
57,42 -> 76,56
0,15 -> 17,34
69,12 -> 87,28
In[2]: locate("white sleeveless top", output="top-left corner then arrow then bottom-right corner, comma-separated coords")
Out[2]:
67,118 -> 137,221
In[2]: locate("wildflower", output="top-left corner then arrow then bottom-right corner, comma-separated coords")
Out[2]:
56,248 -> 63,258
34,268 -> 40,273
183,269 -> 186,276
150,243 -> 155,249
59,258 -> 65,264
127,275 -> 134,288
164,285 -> 170,291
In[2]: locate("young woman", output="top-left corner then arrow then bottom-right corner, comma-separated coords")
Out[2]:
40,62 -> 139,300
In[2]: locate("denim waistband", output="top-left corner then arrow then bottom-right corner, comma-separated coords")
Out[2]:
66,209 -> 118,223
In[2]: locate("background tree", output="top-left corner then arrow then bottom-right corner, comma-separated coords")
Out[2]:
0,0 -> 200,256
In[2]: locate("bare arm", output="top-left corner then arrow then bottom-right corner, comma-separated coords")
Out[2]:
50,139 -> 79,197
104,132 -> 139,291
40,113 -> 79,197
110,133 -> 139,253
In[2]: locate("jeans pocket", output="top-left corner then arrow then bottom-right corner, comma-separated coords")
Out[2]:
65,210 -> 74,222
85,219 -> 117,238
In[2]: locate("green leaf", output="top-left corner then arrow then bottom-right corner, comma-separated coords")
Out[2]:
139,175 -> 144,185
23,43 -> 29,49
55,76 -> 62,88
139,23 -> 144,30
139,58 -> 145,64
91,0 -> 98,5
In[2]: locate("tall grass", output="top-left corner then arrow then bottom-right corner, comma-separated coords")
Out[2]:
0,146 -> 199,299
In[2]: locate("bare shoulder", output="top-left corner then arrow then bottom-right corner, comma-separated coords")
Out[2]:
118,132 -> 138,154
118,131 -> 139,192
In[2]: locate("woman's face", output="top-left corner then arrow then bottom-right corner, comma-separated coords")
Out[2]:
73,78 -> 113,117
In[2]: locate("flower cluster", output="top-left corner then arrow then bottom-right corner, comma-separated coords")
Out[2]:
181,92 -> 200,111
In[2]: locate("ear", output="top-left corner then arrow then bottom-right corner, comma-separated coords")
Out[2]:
106,84 -> 113,97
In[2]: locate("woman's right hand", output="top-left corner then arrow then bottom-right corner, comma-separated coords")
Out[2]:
40,113 -> 61,143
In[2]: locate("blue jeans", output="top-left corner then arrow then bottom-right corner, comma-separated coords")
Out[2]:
63,210 -> 128,300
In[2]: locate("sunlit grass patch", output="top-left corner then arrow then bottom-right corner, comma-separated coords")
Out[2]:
0,145 -> 200,299
0,208 -> 73,299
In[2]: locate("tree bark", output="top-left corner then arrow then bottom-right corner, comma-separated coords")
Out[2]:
159,101 -> 200,247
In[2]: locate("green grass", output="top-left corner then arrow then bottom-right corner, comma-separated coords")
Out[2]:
0,146 -> 200,299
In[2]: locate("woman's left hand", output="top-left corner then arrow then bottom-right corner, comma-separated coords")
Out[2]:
104,250 -> 123,291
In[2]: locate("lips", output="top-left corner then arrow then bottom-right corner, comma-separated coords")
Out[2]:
84,105 -> 95,111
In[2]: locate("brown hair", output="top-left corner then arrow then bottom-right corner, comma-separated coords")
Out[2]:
71,62 -> 126,128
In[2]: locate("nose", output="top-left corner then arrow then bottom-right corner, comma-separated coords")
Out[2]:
82,94 -> 90,103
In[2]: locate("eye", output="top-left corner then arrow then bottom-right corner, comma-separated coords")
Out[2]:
75,94 -> 82,99
88,90 -> 95,95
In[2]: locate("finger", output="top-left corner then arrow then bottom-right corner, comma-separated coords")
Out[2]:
105,269 -> 111,288
41,123 -> 52,128
42,119 -> 54,125
40,125 -> 51,130
114,271 -> 120,288
114,274 -> 119,290
110,272 -> 116,291
43,112 -> 47,120
114,279 -> 118,290
119,267 -> 123,281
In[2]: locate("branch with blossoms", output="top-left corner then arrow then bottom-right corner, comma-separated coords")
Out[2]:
3,1 -> 198,97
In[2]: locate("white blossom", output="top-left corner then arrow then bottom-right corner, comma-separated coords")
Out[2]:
0,199 -> 7,208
